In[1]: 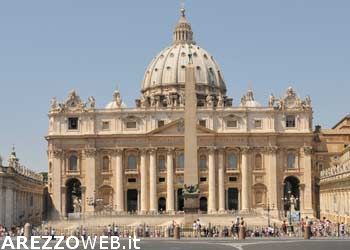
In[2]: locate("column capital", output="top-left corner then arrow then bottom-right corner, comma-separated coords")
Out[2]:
166,147 -> 175,154
52,149 -> 63,159
264,146 -> 278,154
140,148 -> 148,155
302,146 -> 313,155
84,148 -> 96,158
113,148 -> 124,156
148,147 -> 157,155
240,146 -> 251,154
207,146 -> 217,153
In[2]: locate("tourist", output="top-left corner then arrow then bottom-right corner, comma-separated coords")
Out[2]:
282,220 -> 287,235
234,217 -> 240,239
339,222 -> 346,237
50,228 -> 56,240
114,225 -> 119,236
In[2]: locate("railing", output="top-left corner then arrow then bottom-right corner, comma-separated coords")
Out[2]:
65,209 -> 266,221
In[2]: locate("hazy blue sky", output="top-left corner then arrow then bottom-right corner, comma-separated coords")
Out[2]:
0,0 -> 349,171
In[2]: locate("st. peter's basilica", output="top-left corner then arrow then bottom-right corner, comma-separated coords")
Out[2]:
46,8 -> 317,219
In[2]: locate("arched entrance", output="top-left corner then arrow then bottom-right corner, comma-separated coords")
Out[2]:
177,189 -> 184,211
283,176 -> 300,212
228,188 -> 239,210
66,178 -> 82,215
127,189 -> 138,212
199,197 -> 208,212
158,197 -> 166,212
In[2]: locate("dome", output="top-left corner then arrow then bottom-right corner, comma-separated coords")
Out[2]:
141,8 -> 227,99
240,89 -> 262,108
105,90 -> 127,109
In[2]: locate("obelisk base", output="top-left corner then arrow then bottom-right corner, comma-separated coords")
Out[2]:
183,193 -> 200,214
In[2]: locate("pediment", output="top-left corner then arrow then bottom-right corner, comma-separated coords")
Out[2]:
147,119 -> 216,135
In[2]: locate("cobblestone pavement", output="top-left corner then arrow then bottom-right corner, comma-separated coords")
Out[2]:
1,238 -> 350,250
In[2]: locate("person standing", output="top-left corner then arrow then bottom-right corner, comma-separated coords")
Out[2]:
339,222 -> 346,237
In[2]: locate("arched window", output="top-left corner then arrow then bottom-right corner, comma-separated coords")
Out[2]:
158,155 -> 166,171
287,153 -> 296,169
227,153 -> 237,169
177,152 -> 184,170
127,155 -> 137,170
102,156 -> 110,172
255,154 -> 262,170
199,155 -> 207,171
49,162 -> 52,173
68,155 -> 78,172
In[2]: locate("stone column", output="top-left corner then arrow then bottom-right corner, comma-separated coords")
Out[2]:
140,149 -> 148,213
149,148 -> 157,213
85,148 -> 96,213
302,146 -> 313,217
52,149 -> 63,217
218,148 -> 225,213
0,180 -> 3,224
208,147 -> 217,213
166,148 -> 174,213
267,147 -> 278,215
241,147 -> 250,211
61,187 -> 67,217
5,187 -> 14,228
115,149 -> 124,212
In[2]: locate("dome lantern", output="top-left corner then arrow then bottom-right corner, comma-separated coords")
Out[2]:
173,7 -> 194,45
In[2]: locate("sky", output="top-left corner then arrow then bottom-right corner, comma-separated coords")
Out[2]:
0,0 -> 349,172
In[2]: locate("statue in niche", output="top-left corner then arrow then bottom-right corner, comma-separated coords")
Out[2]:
140,95 -> 148,108
217,94 -> 224,108
206,95 -> 214,108
179,93 -> 185,107
166,95 -> 173,107
150,96 -> 156,107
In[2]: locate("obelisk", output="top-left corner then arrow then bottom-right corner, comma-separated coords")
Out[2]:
183,48 -> 199,212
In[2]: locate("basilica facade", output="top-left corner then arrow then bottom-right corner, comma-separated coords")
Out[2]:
47,8 -> 317,219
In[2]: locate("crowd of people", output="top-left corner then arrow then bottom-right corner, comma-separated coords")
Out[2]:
0,216 -> 348,239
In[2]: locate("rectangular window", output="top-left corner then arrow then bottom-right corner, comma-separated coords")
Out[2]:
199,120 -> 206,127
286,115 -> 296,128
227,120 -> 237,128
229,176 -> 237,182
126,121 -> 137,129
159,177 -> 165,183
102,121 -> 110,130
68,117 -> 79,130
158,120 -> 165,128
128,178 -> 137,183
254,120 -> 262,129
200,177 -> 207,182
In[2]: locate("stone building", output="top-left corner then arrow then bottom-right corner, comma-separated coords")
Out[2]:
46,8 -> 317,219
0,149 -> 45,228
318,115 -> 350,224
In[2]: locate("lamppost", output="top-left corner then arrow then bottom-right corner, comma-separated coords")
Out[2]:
282,190 -> 299,233
266,200 -> 275,227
